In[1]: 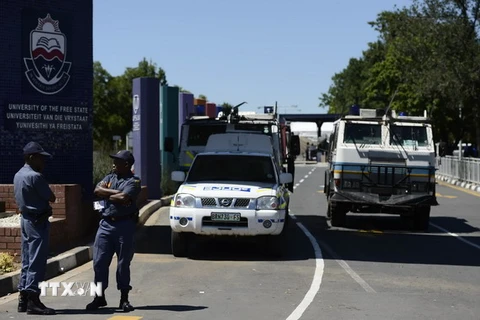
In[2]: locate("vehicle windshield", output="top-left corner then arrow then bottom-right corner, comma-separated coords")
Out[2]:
343,123 -> 382,145
187,155 -> 276,183
390,125 -> 429,147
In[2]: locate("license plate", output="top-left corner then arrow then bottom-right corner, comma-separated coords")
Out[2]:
211,212 -> 241,221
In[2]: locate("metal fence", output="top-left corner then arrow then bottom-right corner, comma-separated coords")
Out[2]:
437,156 -> 480,185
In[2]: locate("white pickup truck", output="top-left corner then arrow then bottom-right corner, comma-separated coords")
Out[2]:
169,133 -> 293,258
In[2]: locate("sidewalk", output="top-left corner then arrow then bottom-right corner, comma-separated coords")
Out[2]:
436,173 -> 480,193
0,196 -> 173,297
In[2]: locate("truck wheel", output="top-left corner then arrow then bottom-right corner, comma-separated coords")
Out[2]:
171,231 -> 189,257
329,200 -> 347,227
268,232 -> 287,258
413,206 -> 431,231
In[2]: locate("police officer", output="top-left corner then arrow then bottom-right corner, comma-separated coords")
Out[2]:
13,142 -> 56,315
86,150 -> 141,312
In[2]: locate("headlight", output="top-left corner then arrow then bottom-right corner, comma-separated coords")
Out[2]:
256,196 -> 279,210
174,194 -> 196,208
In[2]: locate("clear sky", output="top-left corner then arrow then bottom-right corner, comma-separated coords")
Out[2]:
93,0 -> 413,114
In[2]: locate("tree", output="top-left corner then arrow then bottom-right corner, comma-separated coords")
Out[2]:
93,58 -> 169,149
221,102 -> 234,116
319,0 -> 480,146
198,94 -> 208,101
174,85 -> 191,93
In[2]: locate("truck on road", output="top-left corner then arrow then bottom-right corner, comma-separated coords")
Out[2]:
324,108 -> 438,230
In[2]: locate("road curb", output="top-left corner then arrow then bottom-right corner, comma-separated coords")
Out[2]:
0,195 -> 173,297
436,174 -> 480,193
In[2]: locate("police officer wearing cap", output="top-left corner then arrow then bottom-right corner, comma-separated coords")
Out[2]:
86,150 -> 141,312
13,142 -> 56,315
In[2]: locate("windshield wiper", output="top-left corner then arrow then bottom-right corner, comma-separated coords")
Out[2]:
347,134 -> 360,150
388,125 -> 409,158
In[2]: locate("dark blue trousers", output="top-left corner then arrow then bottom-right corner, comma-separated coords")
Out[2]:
18,217 -> 50,293
93,219 -> 135,291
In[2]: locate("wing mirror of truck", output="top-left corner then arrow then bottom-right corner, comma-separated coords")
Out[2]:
164,137 -> 174,153
291,135 -> 300,156
171,171 -> 186,182
279,172 -> 293,184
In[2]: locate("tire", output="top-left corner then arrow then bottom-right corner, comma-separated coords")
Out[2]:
329,200 -> 347,227
171,231 -> 189,257
413,206 -> 431,231
268,215 -> 289,258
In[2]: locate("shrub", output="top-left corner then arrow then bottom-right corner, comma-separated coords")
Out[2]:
93,150 -> 114,186
0,252 -> 16,274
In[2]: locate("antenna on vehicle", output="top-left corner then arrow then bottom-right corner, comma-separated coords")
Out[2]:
384,87 -> 399,117
229,101 -> 247,124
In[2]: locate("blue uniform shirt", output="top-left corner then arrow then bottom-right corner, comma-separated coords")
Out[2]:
97,172 -> 141,217
13,164 -> 53,215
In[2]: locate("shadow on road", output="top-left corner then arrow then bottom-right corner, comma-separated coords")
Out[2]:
293,213 -> 480,267
135,206 -> 480,267
55,307 -> 116,315
134,218 -> 316,262
135,305 -> 208,312
54,304 -> 207,315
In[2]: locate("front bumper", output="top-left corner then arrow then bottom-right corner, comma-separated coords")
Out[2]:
169,207 -> 286,236
331,190 -> 438,208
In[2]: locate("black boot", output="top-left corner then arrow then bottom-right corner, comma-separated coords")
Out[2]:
26,292 -> 55,315
119,289 -> 134,312
17,290 -> 27,312
86,292 -> 107,310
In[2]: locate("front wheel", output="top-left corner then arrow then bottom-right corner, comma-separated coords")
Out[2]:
413,206 -> 431,231
171,231 -> 190,257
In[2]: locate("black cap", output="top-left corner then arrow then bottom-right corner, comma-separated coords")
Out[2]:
109,150 -> 135,165
23,141 -> 52,158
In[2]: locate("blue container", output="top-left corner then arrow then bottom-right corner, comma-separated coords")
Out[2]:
350,104 -> 360,115
196,105 -> 205,116
216,106 -> 223,116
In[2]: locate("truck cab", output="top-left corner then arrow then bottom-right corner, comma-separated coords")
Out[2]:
169,132 -> 293,258
176,112 -> 300,191
324,109 -> 438,230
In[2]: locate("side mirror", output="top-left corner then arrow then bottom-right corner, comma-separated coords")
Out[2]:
279,172 -> 293,184
164,137 -> 174,153
171,171 -> 185,182
291,135 -> 300,156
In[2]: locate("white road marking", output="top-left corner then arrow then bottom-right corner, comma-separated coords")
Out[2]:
286,167 -> 325,320
286,165 -> 374,320
304,175 -> 309,179
287,214 -> 324,320
430,222 -> 480,251
319,241 -> 376,293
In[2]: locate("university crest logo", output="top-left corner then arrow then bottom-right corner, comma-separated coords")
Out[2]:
24,13 -> 71,95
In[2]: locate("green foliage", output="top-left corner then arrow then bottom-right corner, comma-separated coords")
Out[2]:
93,58 -> 168,149
0,252 -> 16,274
221,102 -> 234,116
319,0 -> 480,145
161,165 -> 179,196
93,150 -> 113,186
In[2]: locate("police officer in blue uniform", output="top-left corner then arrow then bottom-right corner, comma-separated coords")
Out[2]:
86,150 -> 141,312
13,141 -> 56,315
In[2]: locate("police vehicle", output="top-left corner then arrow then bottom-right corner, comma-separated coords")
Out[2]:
172,103 -> 300,192
169,132 -> 293,257
324,108 -> 438,230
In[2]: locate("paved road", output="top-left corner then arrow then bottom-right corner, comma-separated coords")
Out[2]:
0,164 -> 479,319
